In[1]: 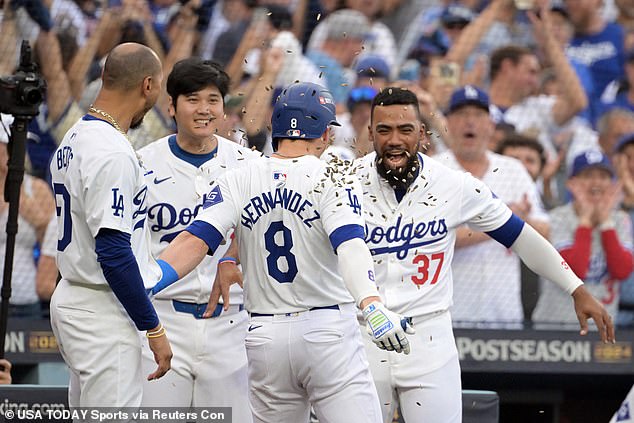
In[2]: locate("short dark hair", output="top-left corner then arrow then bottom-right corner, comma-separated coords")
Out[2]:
166,57 -> 230,108
496,132 -> 546,170
489,45 -> 533,81
371,87 -> 421,122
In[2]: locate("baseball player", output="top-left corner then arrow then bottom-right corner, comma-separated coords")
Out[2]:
49,43 -> 172,407
148,82 -> 414,423
352,87 -> 615,422
138,58 -> 259,418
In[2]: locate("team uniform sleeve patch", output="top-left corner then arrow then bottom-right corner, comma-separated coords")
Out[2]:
203,185 -> 224,209
329,224 -> 365,252
192,175 -> 238,252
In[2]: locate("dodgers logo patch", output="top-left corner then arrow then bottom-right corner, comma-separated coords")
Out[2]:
203,185 -> 224,209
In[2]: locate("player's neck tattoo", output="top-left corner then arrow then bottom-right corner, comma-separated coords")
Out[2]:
376,151 -> 420,191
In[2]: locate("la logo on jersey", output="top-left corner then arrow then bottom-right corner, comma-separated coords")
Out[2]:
203,186 -> 223,209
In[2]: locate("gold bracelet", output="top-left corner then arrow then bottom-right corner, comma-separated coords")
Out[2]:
146,327 -> 166,339
146,324 -> 164,336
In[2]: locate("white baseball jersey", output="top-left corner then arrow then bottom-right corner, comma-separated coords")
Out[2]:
49,116 -> 160,286
437,150 -> 548,325
138,135 -> 260,304
354,152 -> 514,318
193,155 -> 365,314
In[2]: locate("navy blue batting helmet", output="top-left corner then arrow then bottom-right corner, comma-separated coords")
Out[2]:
271,82 -> 340,149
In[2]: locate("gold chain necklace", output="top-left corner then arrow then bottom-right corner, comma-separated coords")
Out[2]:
88,105 -> 144,167
89,105 -> 128,137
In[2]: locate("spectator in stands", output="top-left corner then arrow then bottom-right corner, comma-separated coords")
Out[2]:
488,40 -> 588,161
240,45 -> 285,153
198,0 -> 256,62
600,50 -> 634,118
565,0 -> 625,113
307,0 -> 397,69
353,55 -> 391,90
496,133 -> 552,325
534,150 -> 634,327
306,9 -> 370,108
0,120 -> 56,318
612,133 -> 634,327
0,359 -> 11,385
437,85 -> 550,328
597,107 -> 634,155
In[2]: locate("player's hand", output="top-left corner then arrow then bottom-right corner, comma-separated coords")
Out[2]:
572,285 -> 615,343
362,302 -> 415,354
203,259 -> 243,318
146,325 -> 173,381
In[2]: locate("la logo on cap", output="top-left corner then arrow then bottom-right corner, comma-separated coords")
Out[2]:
464,85 -> 479,99
584,150 -> 603,164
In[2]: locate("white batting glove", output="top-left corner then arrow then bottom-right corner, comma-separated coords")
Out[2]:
362,302 -> 415,354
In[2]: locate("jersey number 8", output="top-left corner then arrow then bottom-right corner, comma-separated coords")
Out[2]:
264,221 -> 298,283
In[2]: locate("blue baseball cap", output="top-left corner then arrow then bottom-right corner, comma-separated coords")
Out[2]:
271,82 -> 340,147
569,150 -> 614,178
615,132 -> 634,152
447,85 -> 490,114
355,55 -> 391,79
441,4 -> 474,26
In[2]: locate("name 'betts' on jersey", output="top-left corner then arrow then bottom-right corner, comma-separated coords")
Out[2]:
353,152 -> 513,318
50,117 -> 160,287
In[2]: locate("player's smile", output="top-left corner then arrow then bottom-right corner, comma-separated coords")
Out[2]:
383,149 -> 409,170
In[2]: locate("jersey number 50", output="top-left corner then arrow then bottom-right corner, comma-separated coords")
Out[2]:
264,221 -> 298,283
53,183 -> 72,251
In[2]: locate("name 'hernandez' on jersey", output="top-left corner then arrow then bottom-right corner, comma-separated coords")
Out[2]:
353,152 -> 513,317
193,155 -> 366,315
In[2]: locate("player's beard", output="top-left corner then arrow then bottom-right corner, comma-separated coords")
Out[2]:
376,149 -> 420,190
130,99 -> 154,129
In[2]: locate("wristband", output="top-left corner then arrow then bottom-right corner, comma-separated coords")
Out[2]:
150,259 -> 179,294
218,256 -> 238,265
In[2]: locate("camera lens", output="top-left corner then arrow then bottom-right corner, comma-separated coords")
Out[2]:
20,86 -> 43,106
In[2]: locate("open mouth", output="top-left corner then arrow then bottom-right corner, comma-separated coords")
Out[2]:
383,149 -> 409,169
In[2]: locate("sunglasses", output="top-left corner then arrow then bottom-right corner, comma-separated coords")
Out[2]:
348,86 -> 379,103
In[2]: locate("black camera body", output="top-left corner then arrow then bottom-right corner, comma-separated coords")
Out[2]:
0,40 -> 46,117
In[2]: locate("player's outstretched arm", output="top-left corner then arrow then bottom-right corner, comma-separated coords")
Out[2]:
337,238 -> 415,354
510,223 -> 616,343
149,231 -> 211,296
145,324 -> 173,381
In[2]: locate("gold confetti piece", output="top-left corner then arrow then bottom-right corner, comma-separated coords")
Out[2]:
317,13 -> 321,20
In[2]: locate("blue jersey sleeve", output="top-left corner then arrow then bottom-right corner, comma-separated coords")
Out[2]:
485,213 -> 525,248
95,228 -> 159,331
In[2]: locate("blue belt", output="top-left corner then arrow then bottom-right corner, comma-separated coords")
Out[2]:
172,300 -> 244,319
250,304 -> 339,317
